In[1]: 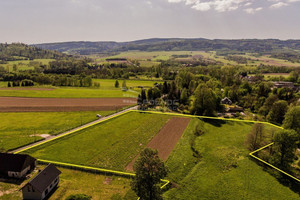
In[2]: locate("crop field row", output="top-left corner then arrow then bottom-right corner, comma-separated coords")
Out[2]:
2,111 -> 300,199
23,112 -> 172,170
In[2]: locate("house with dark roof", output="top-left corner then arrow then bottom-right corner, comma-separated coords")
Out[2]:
21,164 -> 61,200
0,153 -> 36,178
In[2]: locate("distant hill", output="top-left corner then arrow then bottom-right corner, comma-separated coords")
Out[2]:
0,43 -> 68,62
32,38 -> 300,55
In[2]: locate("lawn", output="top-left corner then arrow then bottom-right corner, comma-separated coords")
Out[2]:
164,118 -> 300,200
0,87 -> 139,98
0,166 -> 130,200
0,111 -> 114,152
23,112 -> 171,170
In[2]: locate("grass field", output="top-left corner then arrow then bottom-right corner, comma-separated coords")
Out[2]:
0,166 -> 130,200
0,59 -> 55,72
23,112 -> 171,170
93,51 -> 213,67
163,118 -> 300,200
92,79 -> 161,89
0,111 -> 114,152
0,87 -> 138,98
0,79 -> 161,98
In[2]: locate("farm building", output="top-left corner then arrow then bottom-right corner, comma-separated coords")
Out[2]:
221,97 -> 232,105
273,81 -> 295,89
0,153 -> 36,178
21,164 -> 61,200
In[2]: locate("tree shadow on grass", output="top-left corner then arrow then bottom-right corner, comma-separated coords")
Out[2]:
200,118 -> 226,127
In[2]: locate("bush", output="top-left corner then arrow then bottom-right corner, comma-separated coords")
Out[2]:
65,194 -> 91,200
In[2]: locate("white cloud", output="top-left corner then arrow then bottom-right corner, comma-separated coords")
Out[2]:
192,2 -> 211,11
244,2 -> 252,6
244,7 -> 263,14
270,2 -> 288,8
167,0 -> 299,12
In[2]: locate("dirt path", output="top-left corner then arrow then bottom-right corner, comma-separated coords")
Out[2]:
126,117 -> 190,171
0,97 -> 136,112
10,106 -> 138,154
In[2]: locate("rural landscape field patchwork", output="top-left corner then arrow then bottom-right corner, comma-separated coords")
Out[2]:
1,3 -> 300,198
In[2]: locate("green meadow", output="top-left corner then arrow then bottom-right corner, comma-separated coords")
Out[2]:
23,112 -> 171,170
0,111 -> 114,152
0,79 -> 161,98
164,118 -> 300,200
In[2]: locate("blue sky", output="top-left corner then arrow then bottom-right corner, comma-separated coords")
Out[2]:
0,0 -> 299,44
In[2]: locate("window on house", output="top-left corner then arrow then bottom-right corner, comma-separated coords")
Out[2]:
45,189 -> 48,195
27,186 -> 31,192
54,178 -> 58,183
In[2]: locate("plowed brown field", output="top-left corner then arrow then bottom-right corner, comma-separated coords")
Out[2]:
0,97 -> 136,112
126,117 -> 190,171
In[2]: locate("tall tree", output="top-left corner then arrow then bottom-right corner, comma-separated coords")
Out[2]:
192,84 -> 218,116
131,148 -> 167,200
283,106 -> 300,138
270,129 -> 298,172
245,123 -> 264,151
122,80 -> 127,89
267,100 -> 288,124
180,88 -> 188,105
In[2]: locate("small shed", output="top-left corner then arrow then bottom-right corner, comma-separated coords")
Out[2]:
0,153 -> 36,178
221,97 -> 233,105
21,164 -> 61,200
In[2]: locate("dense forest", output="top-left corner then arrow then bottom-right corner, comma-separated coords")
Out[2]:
34,38 -> 300,55
0,43 -> 68,62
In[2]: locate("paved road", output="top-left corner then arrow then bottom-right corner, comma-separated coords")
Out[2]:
11,105 -> 138,154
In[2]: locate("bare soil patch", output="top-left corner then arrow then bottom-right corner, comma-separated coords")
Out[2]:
0,97 -> 136,112
126,117 -> 190,171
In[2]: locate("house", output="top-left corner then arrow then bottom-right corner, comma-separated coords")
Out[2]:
273,81 -> 295,89
22,164 -> 61,200
221,97 -> 232,105
0,153 -> 36,178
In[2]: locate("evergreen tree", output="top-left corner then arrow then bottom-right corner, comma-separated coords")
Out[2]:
115,80 -> 119,88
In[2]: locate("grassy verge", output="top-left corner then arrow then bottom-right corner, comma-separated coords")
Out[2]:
164,118 -> 300,200
23,112 -> 171,170
0,111 -> 114,152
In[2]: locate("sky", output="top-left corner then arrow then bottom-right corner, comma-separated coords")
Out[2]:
0,0 -> 300,44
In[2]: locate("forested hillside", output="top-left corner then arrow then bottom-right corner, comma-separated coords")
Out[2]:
0,43 -> 68,62
33,38 -> 300,55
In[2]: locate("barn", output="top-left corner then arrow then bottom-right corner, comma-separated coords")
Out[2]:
0,153 -> 36,178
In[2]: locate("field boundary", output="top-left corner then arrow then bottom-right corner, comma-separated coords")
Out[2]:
134,110 -> 300,183
14,110 -> 300,199
37,159 -> 170,189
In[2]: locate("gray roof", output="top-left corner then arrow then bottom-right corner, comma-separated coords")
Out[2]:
0,153 -> 36,173
26,164 -> 61,193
